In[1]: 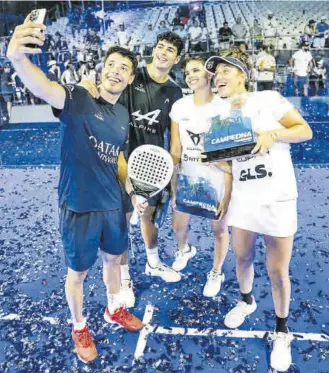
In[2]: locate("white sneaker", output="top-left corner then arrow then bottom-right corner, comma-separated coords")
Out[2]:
120,279 -> 135,308
172,245 -> 197,271
224,296 -> 257,329
145,261 -> 181,282
270,332 -> 293,372
203,270 -> 225,297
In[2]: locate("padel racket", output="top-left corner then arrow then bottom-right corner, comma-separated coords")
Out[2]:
128,145 -> 174,225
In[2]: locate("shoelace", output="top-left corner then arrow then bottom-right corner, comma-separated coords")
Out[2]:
75,328 -> 93,348
207,271 -> 222,281
114,307 -> 133,322
122,279 -> 133,290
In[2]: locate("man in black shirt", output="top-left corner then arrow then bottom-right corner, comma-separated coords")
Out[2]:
81,32 -> 184,307
218,22 -> 233,50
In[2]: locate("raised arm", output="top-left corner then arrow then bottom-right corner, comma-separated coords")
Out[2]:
7,15 -> 65,109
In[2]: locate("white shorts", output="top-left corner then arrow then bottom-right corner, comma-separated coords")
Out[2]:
227,199 -> 297,237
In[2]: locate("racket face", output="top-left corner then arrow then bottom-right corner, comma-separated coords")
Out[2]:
128,145 -> 174,197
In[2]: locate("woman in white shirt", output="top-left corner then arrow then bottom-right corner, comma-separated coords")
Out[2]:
170,56 -> 232,298
204,48 -> 312,372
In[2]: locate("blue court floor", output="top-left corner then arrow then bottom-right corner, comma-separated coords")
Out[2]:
0,166 -> 328,373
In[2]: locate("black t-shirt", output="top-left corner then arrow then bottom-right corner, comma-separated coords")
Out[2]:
52,85 -> 129,213
219,27 -> 233,41
119,66 -> 183,156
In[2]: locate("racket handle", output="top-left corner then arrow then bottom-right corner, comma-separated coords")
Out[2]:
130,195 -> 147,226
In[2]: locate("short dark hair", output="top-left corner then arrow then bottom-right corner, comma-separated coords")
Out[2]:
156,31 -> 184,55
181,55 -> 206,72
104,46 -> 138,75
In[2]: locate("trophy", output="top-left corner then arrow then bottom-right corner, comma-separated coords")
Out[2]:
201,109 -> 256,163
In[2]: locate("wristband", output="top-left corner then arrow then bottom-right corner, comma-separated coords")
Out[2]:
129,191 -> 135,198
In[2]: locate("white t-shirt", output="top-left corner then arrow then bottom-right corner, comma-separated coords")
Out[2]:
256,54 -> 276,81
189,26 -> 202,43
229,91 -> 298,205
169,95 -> 228,200
292,50 -> 313,77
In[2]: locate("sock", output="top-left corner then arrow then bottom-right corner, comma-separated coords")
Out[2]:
182,243 -> 191,253
73,318 -> 87,331
275,316 -> 288,333
212,268 -> 222,275
107,293 -> 122,314
120,264 -> 131,282
241,291 -> 253,305
146,247 -> 160,267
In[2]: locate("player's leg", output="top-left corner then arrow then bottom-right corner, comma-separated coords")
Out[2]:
102,209 -> 143,331
61,208 -> 101,363
264,200 -> 297,372
203,216 -> 229,297
142,203 -> 181,282
224,227 -> 257,328
172,209 -> 195,271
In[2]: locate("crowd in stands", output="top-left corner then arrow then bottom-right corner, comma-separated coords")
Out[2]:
1,2 -> 329,119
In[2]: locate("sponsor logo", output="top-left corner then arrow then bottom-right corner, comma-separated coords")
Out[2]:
94,112 -> 104,121
89,135 -> 120,164
134,83 -> 145,92
186,130 -> 202,146
239,164 -> 272,181
164,98 -> 170,104
132,109 -> 161,125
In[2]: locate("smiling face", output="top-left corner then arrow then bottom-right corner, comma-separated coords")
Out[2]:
184,60 -> 211,91
101,52 -> 134,95
214,63 -> 246,97
152,40 -> 180,72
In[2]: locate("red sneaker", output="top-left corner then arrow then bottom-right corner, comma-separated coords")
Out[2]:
104,306 -> 144,332
71,325 -> 98,363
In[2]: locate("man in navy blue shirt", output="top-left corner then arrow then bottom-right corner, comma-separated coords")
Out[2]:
7,15 -> 143,364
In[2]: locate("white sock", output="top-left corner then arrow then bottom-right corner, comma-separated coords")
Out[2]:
182,243 -> 191,253
107,293 -> 122,314
146,247 -> 160,267
120,264 -> 131,282
73,318 -> 87,331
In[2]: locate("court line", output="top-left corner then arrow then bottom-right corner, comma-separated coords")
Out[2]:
134,304 -> 155,360
0,314 -> 59,324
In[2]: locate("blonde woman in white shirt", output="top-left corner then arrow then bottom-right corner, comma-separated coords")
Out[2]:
205,48 -> 312,372
170,56 -> 232,298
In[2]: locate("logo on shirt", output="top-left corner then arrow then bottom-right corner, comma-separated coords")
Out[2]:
164,98 -> 170,104
94,112 -> 104,121
89,135 -> 120,164
239,164 -> 272,181
134,83 -> 145,93
186,130 -> 202,146
132,109 -> 161,125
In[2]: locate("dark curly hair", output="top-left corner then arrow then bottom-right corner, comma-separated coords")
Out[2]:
104,46 -> 138,75
156,31 -> 184,56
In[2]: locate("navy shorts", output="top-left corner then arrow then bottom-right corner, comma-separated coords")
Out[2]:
59,205 -> 128,272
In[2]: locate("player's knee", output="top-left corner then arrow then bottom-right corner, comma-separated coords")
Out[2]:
67,269 -> 88,284
267,267 -> 289,288
101,252 -> 122,266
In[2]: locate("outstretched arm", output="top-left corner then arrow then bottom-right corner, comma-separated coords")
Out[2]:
7,14 -> 65,109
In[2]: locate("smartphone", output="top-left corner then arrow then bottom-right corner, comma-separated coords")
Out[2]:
26,9 -> 47,48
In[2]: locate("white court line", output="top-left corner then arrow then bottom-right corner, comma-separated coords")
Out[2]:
134,304 -> 155,360
133,305 -> 329,360
0,314 -> 59,324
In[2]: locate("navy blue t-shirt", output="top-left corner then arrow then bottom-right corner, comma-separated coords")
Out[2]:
52,85 -> 129,213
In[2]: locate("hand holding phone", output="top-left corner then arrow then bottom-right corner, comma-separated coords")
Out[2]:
26,9 -> 47,48
7,9 -> 47,61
